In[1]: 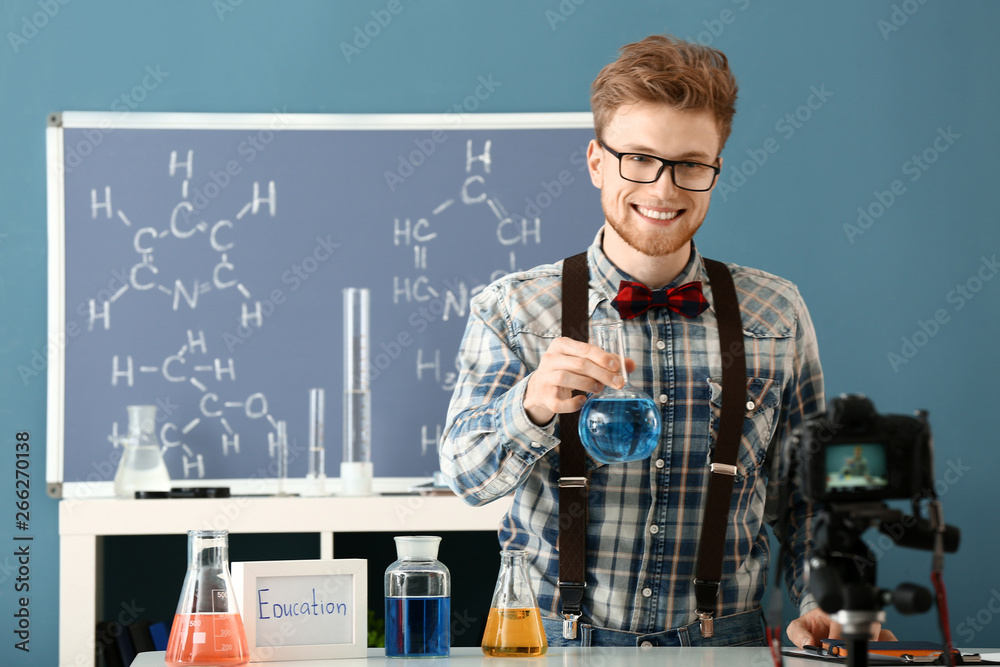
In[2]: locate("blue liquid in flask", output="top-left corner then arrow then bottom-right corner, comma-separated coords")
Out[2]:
579,397 -> 660,463
385,596 -> 450,657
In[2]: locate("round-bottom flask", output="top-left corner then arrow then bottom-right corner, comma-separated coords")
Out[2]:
578,321 -> 661,463
384,536 -> 451,658
113,405 -> 171,498
165,530 -> 248,666
482,550 -> 547,657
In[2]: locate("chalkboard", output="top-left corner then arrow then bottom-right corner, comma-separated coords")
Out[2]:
46,111 -> 598,495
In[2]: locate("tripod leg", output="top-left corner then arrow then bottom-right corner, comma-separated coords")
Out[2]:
845,636 -> 868,667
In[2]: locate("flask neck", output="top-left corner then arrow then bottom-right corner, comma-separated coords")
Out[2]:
188,531 -> 230,570
126,405 -> 159,447
500,551 -> 526,567
592,322 -> 629,384
494,550 -> 537,610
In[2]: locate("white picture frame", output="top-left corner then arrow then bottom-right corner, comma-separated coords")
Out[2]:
231,558 -> 367,662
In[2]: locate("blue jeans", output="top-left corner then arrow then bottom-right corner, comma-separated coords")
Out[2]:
542,607 -> 767,647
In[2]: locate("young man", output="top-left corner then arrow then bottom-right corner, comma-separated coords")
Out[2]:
441,35 -> 888,648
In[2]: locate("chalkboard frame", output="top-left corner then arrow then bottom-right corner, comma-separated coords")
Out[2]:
46,111 -> 596,499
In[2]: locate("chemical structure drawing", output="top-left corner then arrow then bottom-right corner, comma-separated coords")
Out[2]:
59,121 -> 596,486
89,149 -> 281,479
389,139 -> 544,457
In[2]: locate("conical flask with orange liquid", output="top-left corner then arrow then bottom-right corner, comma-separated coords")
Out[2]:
481,550 -> 547,657
165,530 -> 249,666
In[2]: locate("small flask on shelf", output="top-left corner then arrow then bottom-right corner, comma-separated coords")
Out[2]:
384,536 -> 450,658
113,404 -> 171,498
481,550 -> 547,657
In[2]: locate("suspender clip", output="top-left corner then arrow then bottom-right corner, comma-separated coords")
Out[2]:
562,613 -> 581,639
558,579 -> 585,639
697,610 -> 715,638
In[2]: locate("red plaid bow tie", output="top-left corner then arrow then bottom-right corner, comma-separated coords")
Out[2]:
611,280 -> 710,319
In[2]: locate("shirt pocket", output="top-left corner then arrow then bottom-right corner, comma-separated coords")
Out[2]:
707,376 -> 781,481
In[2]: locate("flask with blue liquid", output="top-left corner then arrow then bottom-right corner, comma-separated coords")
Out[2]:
384,536 -> 450,658
578,320 -> 661,463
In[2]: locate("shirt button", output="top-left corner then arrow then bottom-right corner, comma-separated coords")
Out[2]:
655,340 -> 666,350
642,587 -> 652,598
655,459 -> 665,469
641,641 -> 653,647
658,394 -> 668,404
649,525 -> 659,534
746,400 -> 755,411
530,441 -> 541,448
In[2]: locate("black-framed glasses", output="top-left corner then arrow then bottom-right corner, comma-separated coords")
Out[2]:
601,142 -> 720,192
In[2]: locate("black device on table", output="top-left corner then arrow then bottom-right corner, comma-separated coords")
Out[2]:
779,395 -> 961,667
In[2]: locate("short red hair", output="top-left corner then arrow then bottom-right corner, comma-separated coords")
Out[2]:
590,35 -> 739,153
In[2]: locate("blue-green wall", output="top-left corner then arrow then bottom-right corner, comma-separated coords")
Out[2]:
2,1 -> 998,664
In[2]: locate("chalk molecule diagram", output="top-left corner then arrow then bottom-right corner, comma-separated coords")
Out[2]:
79,134 -> 551,479
87,149 -> 281,479
388,139 -> 543,457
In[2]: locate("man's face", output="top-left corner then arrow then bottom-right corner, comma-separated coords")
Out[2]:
588,102 -> 722,258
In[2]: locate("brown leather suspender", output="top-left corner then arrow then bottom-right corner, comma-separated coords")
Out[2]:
556,252 -> 590,639
556,253 -> 746,639
693,257 -> 747,637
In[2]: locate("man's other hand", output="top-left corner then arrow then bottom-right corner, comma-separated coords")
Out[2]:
786,607 -> 898,648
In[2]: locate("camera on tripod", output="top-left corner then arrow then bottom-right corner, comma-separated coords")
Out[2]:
784,395 -> 960,667
797,393 -> 934,504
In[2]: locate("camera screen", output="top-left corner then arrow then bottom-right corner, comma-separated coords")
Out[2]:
825,443 -> 888,492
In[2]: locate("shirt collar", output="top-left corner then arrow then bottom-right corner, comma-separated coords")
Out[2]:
586,229 -> 706,310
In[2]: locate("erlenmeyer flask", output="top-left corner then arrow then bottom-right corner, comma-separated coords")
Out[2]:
481,550 -> 547,657
578,321 -> 661,463
165,530 -> 249,666
113,405 -> 171,498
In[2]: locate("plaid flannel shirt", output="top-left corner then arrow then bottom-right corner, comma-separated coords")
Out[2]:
441,232 -> 824,633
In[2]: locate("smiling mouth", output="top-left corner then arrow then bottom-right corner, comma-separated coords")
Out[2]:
633,204 -> 682,221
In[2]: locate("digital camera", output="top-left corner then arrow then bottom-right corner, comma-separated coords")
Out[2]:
795,394 -> 933,503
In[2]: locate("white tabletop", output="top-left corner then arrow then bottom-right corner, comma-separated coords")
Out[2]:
127,645 -> 831,666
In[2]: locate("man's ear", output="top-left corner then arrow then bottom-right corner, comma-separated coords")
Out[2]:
587,139 -> 603,189
707,155 -> 724,193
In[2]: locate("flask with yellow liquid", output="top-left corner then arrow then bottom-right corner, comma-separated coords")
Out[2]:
481,550 -> 547,657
